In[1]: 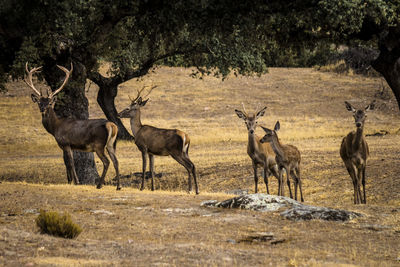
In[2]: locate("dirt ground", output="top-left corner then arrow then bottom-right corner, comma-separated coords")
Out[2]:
0,67 -> 399,266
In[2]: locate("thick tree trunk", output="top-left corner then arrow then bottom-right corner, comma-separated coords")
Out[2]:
372,25 -> 400,112
44,60 -> 100,185
372,57 -> 400,112
97,83 -> 134,140
88,72 -> 134,141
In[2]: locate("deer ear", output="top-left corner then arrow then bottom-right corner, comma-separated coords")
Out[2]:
261,126 -> 270,133
274,121 -> 280,131
256,106 -> 267,119
365,100 -> 376,111
31,94 -> 40,103
344,101 -> 356,112
140,99 -> 149,107
235,109 -> 246,120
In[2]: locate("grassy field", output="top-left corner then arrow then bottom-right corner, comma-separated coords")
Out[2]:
0,67 -> 399,266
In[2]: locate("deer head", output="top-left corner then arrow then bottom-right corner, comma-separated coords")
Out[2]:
344,100 -> 375,129
260,121 -> 280,143
118,85 -> 156,118
235,104 -> 267,135
26,62 -> 73,114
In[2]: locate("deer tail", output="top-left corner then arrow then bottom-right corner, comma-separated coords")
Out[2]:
176,130 -> 190,155
105,122 -> 118,151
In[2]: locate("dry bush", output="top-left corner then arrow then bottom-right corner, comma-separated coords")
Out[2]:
36,210 -> 82,239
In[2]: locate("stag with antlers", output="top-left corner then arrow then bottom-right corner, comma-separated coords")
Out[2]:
25,63 -> 121,190
118,86 -> 199,194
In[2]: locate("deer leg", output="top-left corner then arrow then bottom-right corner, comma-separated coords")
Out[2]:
362,166 -> 367,204
106,145 -> 120,190
296,167 -> 304,202
263,167 -> 270,194
253,162 -> 259,193
149,154 -> 155,191
290,169 -> 298,201
285,168 -> 293,199
357,166 -> 363,204
65,147 -> 79,185
345,163 -> 358,204
140,152 -> 147,191
182,154 -> 199,195
270,165 -> 281,196
278,167 -> 284,196
63,150 -> 72,184
291,168 -> 304,202
171,153 -> 198,194
95,148 -> 109,189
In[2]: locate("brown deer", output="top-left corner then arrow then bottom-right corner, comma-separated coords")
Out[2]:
260,121 -> 304,202
340,100 -> 375,204
25,63 -> 121,190
118,87 -> 199,194
235,105 -> 281,194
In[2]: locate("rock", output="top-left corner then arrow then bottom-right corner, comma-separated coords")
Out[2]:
201,194 -> 300,212
281,205 -> 363,221
201,193 -> 362,222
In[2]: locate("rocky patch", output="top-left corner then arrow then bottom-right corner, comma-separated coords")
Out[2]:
201,193 -> 363,222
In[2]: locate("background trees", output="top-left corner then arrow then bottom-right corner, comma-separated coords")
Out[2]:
1,0 -> 399,184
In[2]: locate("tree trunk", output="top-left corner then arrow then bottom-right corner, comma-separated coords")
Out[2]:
88,72 -> 134,141
372,57 -> 400,112
372,25 -> 400,112
44,60 -> 100,185
97,82 -> 134,140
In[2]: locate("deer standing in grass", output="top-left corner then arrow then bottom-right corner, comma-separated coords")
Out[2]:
340,100 -> 375,204
235,105 -> 281,194
25,63 -> 121,190
118,87 -> 199,194
260,121 -> 304,202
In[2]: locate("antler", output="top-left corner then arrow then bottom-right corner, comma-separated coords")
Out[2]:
241,102 -> 248,116
24,62 -> 43,96
142,85 -> 157,99
49,63 -> 73,98
130,85 -> 157,103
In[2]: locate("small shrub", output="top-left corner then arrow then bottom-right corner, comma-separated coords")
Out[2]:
36,210 -> 82,239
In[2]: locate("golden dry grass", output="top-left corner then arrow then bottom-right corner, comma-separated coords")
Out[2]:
0,67 -> 399,266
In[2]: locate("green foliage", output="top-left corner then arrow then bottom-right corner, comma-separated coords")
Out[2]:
36,210 -> 82,239
11,38 -> 43,80
0,0 -> 399,89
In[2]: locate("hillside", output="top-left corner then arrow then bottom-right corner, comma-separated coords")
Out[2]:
0,67 -> 399,266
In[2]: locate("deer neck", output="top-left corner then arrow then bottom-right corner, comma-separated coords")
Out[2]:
130,109 -> 143,137
352,126 -> 364,151
269,135 -> 285,160
42,108 -> 61,136
248,133 -> 259,153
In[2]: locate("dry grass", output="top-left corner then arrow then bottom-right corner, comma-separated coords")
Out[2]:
0,67 -> 399,266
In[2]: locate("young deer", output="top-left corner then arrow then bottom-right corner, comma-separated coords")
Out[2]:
340,100 -> 375,204
118,87 -> 199,194
25,63 -> 121,190
235,105 -> 281,194
260,121 -> 304,202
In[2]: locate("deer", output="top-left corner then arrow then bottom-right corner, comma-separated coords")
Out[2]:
260,121 -> 304,202
118,86 -> 199,194
235,105 -> 281,195
25,63 -> 121,190
340,100 -> 375,204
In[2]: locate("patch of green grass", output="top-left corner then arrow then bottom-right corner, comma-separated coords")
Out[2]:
36,210 -> 82,239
